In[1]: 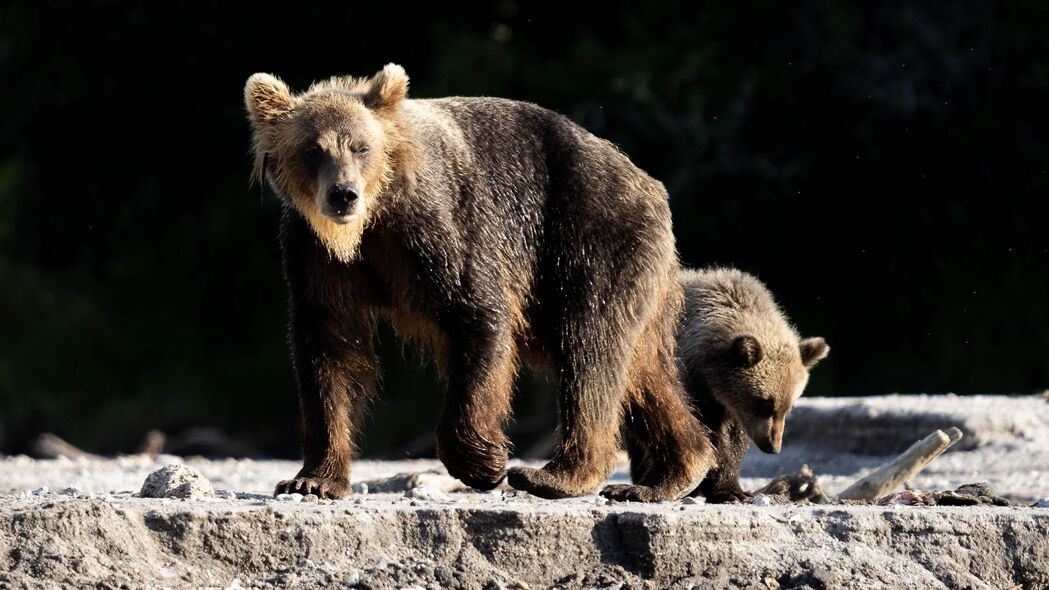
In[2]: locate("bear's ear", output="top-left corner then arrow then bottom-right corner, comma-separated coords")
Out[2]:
245,73 -> 294,125
730,335 -> 763,368
799,337 -> 829,368
363,63 -> 409,113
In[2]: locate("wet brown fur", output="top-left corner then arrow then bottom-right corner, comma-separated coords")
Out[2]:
244,65 -> 714,500
677,268 -> 828,503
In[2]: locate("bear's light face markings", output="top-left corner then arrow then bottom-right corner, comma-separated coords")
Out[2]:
294,98 -> 387,224
245,65 -> 410,262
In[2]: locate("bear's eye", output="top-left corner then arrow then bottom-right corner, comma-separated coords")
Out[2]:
354,145 -> 370,155
302,144 -> 324,167
752,398 -> 776,417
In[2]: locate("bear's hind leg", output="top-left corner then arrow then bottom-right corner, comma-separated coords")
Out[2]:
507,326 -> 631,498
601,338 -> 716,502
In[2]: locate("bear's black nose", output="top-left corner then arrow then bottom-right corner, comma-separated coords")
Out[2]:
327,183 -> 359,215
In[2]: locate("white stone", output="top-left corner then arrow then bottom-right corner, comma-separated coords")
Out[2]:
751,496 -> 773,506
404,486 -> 451,502
352,482 -> 369,495
139,464 -> 214,499
276,493 -> 304,502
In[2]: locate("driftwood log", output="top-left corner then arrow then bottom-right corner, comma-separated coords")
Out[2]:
837,427 -> 963,501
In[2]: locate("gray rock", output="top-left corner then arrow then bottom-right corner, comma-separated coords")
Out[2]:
1034,497 -> 1049,508
276,493 -> 304,502
139,464 -> 214,499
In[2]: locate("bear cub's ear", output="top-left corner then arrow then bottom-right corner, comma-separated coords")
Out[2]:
730,335 -> 763,368
799,337 -> 830,368
364,63 -> 409,113
245,73 -> 293,125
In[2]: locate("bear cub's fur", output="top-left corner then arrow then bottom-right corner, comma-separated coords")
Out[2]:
676,268 -> 829,503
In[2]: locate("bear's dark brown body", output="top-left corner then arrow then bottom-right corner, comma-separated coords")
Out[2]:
246,66 -> 714,501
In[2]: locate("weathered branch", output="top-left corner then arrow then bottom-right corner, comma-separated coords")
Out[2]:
837,427 -> 963,501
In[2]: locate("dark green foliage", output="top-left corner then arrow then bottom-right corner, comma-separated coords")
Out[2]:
1,1 -> 1046,454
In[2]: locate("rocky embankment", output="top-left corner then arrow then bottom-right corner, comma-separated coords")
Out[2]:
1,394 -> 1048,589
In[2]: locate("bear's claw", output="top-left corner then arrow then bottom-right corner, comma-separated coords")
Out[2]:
705,488 -> 754,504
274,476 -> 349,500
600,483 -> 671,503
436,424 -> 509,491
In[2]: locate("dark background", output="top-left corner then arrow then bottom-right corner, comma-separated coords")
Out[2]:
1,1 -> 1046,457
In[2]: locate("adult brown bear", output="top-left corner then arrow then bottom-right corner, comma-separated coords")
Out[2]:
244,64 -> 712,501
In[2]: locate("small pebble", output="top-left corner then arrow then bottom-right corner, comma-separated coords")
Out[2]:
352,482 -> 369,495
594,496 -> 609,506
303,494 -> 319,504
752,496 -> 773,506
276,493 -> 304,502
681,496 -> 704,505
58,487 -> 81,497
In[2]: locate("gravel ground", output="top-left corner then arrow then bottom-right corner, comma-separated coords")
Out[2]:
1,394 -> 1048,589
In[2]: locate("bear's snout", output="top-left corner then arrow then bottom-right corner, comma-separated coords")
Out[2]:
756,438 -> 781,454
326,183 -> 360,217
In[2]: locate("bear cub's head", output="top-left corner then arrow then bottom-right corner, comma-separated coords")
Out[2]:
244,64 -> 413,262
678,268 -> 829,454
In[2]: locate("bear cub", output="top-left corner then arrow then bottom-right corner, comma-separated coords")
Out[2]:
676,268 -> 829,503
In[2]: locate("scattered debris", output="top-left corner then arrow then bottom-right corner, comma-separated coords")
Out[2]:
877,482 -> 1014,506
754,465 -> 831,503
364,470 -> 465,493
139,464 -> 214,499
30,433 -> 102,461
838,427 -> 963,501
137,430 -> 166,456
136,427 -> 258,458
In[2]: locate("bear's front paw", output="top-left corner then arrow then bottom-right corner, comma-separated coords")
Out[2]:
705,488 -> 754,504
274,476 -> 350,500
599,483 -> 668,503
436,424 -> 509,491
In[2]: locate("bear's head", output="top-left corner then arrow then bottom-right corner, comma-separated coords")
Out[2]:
709,333 -> 829,454
244,64 -> 414,261
679,268 -> 830,455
